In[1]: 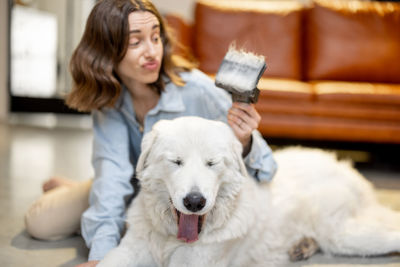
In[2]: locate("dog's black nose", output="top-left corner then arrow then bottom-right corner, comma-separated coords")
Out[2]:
183,192 -> 206,212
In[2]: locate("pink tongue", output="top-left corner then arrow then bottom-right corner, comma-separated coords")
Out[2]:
177,214 -> 199,243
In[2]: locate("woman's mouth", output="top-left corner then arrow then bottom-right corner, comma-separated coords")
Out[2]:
142,61 -> 159,71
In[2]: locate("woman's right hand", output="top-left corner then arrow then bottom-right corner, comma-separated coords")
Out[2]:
75,260 -> 100,267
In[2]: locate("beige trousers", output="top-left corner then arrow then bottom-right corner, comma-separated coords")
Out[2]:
24,179 -> 92,241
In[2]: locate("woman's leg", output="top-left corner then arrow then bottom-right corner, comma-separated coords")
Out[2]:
24,177 -> 92,241
42,176 -> 82,192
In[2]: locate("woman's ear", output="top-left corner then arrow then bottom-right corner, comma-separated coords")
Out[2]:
136,129 -> 158,176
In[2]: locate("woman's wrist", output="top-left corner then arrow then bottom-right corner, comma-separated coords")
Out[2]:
242,135 -> 252,157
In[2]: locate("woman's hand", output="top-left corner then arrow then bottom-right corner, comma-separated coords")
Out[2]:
75,260 -> 100,267
227,102 -> 261,156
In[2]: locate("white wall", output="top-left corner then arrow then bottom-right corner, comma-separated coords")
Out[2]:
152,0 -> 196,22
151,0 -> 285,22
0,0 -> 9,122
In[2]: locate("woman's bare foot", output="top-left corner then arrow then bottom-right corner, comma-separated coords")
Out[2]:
42,177 -> 79,192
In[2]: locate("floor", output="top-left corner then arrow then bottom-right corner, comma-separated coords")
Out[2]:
0,115 -> 399,267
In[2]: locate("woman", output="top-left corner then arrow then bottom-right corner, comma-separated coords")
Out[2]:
24,0 -> 277,266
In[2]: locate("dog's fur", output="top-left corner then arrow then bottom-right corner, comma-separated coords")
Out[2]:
98,116 -> 400,267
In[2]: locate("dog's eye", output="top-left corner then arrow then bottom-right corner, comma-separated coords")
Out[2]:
206,160 -> 216,167
171,158 -> 183,166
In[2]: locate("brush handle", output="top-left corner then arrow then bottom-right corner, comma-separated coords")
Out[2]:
231,88 -> 260,103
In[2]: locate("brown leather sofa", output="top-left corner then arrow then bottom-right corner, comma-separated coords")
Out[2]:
165,0 -> 400,144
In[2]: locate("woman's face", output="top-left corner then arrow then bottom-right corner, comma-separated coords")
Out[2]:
117,11 -> 163,87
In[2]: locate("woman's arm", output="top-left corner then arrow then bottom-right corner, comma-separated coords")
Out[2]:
227,102 -> 277,182
81,108 -> 135,261
241,129 -> 277,182
227,102 -> 260,156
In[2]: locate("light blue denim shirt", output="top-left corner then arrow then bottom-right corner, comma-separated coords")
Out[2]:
82,69 -> 277,261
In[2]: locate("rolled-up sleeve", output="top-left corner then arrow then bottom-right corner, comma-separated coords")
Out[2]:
243,130 -> 277,183
81,108 -> 134,261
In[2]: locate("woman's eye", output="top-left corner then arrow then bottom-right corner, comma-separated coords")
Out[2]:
129,39 -> 140,46
152,34 -> 160,43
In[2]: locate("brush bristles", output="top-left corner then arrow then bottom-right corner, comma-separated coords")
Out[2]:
215,48 -> 266,93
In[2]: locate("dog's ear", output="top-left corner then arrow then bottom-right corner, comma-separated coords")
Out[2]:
136,129 -> 158,176
231,136 -> 248,178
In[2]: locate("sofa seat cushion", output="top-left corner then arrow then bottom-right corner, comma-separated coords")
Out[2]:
306,0 -> 400,83
258,113 -> 400,143
255,79 -> 400,143
313,81 -> 400,106
257,78 -> 314,101
256,79 -> 400,122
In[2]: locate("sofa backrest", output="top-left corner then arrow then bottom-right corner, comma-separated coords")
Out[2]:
194,0 -> 304,80
190,0 -> 400,84
306,0 -> 400,83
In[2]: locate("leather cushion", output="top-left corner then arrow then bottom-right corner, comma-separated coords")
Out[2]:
306,0 -> 400,83
194,0 -> 304,79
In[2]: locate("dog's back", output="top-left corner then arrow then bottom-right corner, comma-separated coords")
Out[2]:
244,146 -> 399,264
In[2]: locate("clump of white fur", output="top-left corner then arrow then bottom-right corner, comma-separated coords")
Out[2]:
215,46 -> 266,93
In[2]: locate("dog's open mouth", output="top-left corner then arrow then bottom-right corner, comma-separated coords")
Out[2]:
174,209 -> 206,243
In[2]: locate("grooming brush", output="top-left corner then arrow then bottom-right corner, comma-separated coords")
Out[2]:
215,47 -> 267,103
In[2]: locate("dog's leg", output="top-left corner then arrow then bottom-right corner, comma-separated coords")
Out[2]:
288,237 -> 320,261
321,205 -> 400,257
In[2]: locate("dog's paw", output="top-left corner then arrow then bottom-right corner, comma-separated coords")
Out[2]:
288,237 -> 319,262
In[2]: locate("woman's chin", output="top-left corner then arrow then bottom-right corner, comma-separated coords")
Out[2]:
142,73 -> 160,85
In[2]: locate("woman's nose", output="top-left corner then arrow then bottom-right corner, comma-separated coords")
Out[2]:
144,40 -> 157,57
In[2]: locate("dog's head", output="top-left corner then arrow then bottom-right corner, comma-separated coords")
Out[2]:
136,116 -> 248,243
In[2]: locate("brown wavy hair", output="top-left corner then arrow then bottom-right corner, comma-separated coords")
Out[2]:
66,0 -> 194,112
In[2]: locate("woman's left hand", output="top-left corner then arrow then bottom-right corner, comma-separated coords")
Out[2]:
227,102 -> 261,156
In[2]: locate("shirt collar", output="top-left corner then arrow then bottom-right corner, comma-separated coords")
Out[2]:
119,81 -> 185,117
148,82 -> 185,115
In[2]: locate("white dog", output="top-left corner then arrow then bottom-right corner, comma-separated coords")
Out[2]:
98,116 -> 400,267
